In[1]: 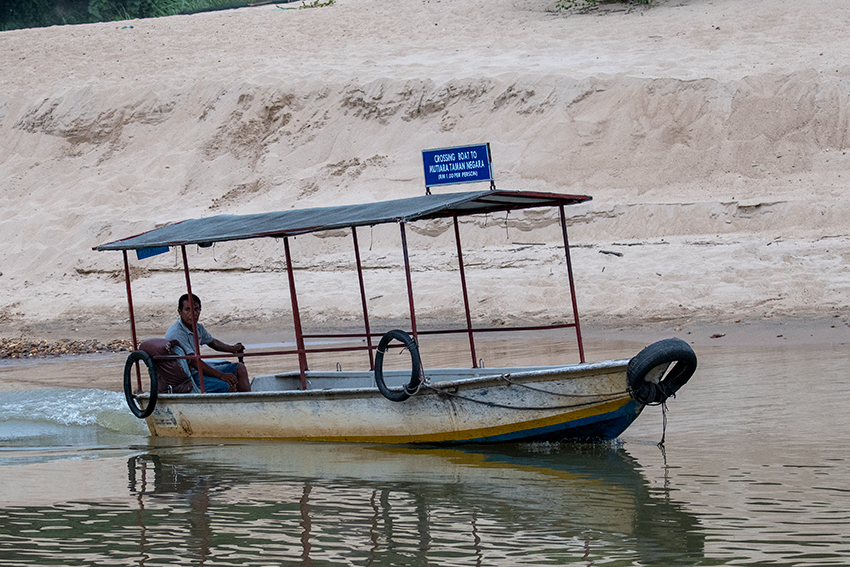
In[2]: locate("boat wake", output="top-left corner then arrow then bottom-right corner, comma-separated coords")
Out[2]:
0,389 -> 149,449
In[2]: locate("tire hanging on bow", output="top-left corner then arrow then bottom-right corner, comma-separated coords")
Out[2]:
627,338 -> 697,405
374,329 -> 423,402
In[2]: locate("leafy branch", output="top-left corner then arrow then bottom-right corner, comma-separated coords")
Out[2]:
299,0 -> 334,7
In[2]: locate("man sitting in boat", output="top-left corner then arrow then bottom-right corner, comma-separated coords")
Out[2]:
165,293 -> 251,393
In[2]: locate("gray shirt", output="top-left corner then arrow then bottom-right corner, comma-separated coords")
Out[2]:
165,320 -> 213,356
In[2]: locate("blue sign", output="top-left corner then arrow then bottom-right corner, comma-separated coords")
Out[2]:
422,143 -> 493,190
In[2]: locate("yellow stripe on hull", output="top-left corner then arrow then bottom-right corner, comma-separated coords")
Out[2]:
283,396 -> 633,443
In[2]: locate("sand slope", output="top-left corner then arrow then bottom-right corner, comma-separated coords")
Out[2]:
2,0 -> 850,339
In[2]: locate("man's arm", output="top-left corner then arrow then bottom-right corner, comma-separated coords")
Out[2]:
208,338 -> 244,355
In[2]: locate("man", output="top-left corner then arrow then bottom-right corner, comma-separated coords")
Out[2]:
165,293 -> 251,393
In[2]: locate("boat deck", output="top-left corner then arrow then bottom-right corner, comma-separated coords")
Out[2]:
248,360 -> 630,393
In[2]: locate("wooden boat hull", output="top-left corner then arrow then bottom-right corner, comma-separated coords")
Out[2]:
143,359 -> 643,443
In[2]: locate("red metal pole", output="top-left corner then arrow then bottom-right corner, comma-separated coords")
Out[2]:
453,216 -> 478,368
399,223 -> 418,341
559,205 -> 585,363
352,228 -> 375,370
181,245 -> 206,392
284,237 -> 309,388
123,251 -> 142,391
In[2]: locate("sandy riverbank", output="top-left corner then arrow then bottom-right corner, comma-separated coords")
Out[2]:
2,0 -> 850,344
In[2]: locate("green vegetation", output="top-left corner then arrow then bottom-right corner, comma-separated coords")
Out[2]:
556,0 -> 651,11
298,0 -> 334,8
1,0 -> 278,31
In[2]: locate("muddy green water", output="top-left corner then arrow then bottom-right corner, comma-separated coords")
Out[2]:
0,335 -> 848,566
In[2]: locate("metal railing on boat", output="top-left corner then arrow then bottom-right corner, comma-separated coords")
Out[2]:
117,202 -> 586,393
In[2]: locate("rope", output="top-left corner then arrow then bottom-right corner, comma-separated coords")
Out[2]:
420,383 -> 625,411
376,345 -> 410,355
499,374 -> 629,398
405,380 -> 421,396
657,401 -> 669,449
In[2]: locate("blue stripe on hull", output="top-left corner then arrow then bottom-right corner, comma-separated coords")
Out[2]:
444,399 -> 644,445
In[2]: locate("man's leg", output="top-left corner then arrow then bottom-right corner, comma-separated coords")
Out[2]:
191,370 -> 232,393
210,362 -> 250,392
235,363 -> 251,392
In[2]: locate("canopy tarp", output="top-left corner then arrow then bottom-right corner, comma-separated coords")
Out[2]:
95,190 -> 591,252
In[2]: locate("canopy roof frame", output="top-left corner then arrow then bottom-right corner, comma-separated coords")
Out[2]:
107,190 -> 591,392
95,190 -> 591,252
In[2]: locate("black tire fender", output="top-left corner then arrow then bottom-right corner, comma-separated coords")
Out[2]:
124,350 -> 158,418
374,330 -> 423,402
627,338 -> 697,405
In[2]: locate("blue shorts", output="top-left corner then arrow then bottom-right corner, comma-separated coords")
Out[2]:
192,362 -> 239,393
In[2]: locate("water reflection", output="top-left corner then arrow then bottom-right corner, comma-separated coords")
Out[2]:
0,441 -> 705,566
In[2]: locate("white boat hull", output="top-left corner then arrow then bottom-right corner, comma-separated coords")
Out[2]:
143,359 -> 643,443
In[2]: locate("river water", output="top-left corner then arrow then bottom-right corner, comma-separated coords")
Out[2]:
0,333 -> 849,566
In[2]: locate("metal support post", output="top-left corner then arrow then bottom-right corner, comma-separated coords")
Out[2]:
123,251 -> 142,391
284,237 -> 309,388
181,245 -> 206,392
559,206 -> 585,363
352,228 -> 375,370
399,223 -> 418,341
453,216 -> 478,368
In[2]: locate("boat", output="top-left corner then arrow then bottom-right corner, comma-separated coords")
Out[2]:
95,189 -> 697,443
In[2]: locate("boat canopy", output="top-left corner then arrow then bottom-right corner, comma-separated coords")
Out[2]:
95,190 -> 590,252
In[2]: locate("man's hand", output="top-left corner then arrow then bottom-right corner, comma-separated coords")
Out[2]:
219,372 -> 239,392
